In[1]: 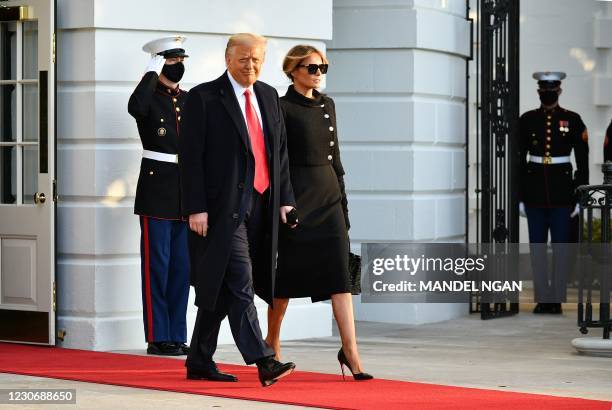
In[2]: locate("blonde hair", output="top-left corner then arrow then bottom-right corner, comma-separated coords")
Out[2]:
282,45 -> 328,81
225,33 -> 267,57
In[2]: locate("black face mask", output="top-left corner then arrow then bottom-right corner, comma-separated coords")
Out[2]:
161,62 -> 185,83
539,90 -> 558,106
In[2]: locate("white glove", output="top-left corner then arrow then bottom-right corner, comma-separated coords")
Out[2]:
519,202 -> 527,218
145,55 -> 165,75
570,203 -> 580,218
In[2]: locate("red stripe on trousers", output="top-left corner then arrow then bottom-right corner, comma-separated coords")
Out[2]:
143,217 -> 154,342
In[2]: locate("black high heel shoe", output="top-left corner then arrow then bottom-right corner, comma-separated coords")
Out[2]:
337,348 -> 373,381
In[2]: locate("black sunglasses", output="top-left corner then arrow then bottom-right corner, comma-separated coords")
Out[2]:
298,63 -> 329,75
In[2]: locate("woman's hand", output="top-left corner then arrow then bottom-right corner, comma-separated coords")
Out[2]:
280,206 -> 298,228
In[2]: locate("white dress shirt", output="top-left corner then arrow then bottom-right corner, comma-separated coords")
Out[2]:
227,71 -> 264,132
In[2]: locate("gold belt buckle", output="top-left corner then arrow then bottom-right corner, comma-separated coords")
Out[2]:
543,156 -> 552,165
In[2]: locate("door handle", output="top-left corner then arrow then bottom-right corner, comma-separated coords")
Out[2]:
34,192 -> 46,204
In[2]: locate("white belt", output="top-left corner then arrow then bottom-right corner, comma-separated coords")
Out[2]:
143,150 -> 178,164
529,155 -> 571,165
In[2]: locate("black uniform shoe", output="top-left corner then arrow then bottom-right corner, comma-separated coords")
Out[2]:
533,303 -> 551,314
174,342 -> 190,355
550,303 -> 563,314
256,357 -> 296,387
147,342 -> 181,356
186,365 -> 238,382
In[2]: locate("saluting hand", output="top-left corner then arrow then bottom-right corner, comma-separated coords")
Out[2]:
145,55 -> 165,76
189,212 -> 209,237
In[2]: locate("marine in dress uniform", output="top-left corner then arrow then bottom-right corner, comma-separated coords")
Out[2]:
127,36 -> 190,355
519,72 -> 589,314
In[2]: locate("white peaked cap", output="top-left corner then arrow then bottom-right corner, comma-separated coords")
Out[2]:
142,36 -> 188,56
532,71 -> 566,82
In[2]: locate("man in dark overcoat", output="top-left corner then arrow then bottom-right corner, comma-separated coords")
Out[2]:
179,32 -> 296,386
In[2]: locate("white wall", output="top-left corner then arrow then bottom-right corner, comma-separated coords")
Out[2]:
55,0 -> 333,351
327,0 -> 471,324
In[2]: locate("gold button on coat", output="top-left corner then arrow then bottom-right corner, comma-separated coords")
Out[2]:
330,141 -> 335,147
327,155 -> 332,160
329,126 -> 334,132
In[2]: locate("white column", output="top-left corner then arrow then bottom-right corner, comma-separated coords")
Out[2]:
55,0 -> 333,350
327,0 -> 471,324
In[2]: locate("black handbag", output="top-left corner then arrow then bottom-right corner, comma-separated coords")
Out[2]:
348,251 -> 361,295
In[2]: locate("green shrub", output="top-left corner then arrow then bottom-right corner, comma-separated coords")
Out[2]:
582,218 -> 612,243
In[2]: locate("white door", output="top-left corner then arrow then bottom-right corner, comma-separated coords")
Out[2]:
0,0 -> 55,345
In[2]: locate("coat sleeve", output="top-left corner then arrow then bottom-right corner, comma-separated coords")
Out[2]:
605,120 -> 612,163
127,72 -> 159,120
573,115 -> 589,189
278,91 -> 296,207
328,98 -> 350,230
179,89 -> 208,215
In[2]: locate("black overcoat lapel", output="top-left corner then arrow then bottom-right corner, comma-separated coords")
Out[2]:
219,72 -> 250,149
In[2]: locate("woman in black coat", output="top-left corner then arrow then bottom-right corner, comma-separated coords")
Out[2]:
265,45 -> 372,380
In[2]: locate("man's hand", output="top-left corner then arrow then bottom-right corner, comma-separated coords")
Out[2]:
189,212 -> 209,236
145,55 -> 165,75
280,206 -> 297,229
519,202 -> 527,218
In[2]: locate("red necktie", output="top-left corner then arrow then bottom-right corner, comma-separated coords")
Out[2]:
244,89 -> 269,193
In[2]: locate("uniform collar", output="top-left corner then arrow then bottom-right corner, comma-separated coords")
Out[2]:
540,104 -> 561,114
156,80 -> 181,97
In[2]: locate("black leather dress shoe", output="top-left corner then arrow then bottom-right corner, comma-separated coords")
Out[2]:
533,303 -> 551,314
550,303 -> 563,314
257,357 -> 296,387
186,366 -> 238,382
174,342 -> 190,355
147,342 -> 181,356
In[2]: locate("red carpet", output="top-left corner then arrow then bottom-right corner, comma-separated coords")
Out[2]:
0,343 -> 609,409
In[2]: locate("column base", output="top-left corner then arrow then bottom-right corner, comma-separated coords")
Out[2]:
572,337 -> 612,357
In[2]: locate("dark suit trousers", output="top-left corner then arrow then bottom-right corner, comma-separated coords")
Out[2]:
186,191 -> 274,368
